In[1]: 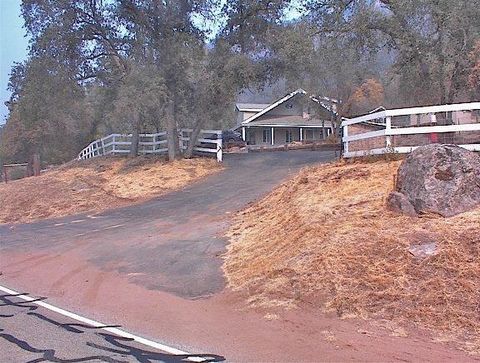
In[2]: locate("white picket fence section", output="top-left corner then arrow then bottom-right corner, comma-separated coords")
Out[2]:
78,129 -> 223,162
342,102 -> 480,158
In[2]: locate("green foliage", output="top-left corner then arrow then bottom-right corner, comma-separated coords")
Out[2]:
221,0 -> 293,53
108,63 -> 168,133
2,56 -> 94,164
306,0 -> 480,105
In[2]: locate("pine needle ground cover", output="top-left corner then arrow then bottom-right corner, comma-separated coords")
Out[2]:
1,156 -> 222,224
224,159 -> 480,352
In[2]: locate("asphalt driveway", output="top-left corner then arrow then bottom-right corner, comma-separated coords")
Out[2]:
0,150 -> 336,299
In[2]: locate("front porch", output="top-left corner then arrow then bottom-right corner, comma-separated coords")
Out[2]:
242,126 -> 332,146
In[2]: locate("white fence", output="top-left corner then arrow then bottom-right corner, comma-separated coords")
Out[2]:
78,129 -> 223,162
341,102 -> 480,158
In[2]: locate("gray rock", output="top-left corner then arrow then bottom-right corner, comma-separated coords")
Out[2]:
387,191 -> 417,217
408,242 -> 438,258
396,144 -> 480,217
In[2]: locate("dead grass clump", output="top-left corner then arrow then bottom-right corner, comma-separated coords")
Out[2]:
224,159 -> 480,351
0,156 -> 222,224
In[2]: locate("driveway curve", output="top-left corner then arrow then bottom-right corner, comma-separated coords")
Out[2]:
1,150 -> 336,299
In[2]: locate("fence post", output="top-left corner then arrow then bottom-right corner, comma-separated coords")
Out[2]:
385,116 -> 392,148
343,124 -> 349,155
112,135 -> 116,155
217,136 -> 223,162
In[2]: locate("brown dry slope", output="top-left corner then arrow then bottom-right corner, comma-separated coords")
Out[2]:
224,159 -> 480,352
0,156 -> 222,224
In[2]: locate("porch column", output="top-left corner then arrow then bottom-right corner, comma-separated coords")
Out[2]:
271,127 -> 274,145
299,127 -> 303,141
242,127 -> 246,141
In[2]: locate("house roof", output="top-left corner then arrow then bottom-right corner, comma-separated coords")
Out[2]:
241,88 -> 307,125
238,116 -> 334,128
310,96 -> 338,115
235,103 -> 271,112
240,89 -> 338,126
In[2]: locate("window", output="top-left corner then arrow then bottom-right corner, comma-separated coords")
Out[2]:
305,129 -> 314,140
262,129 -> 271,143
286,129 -> 293,143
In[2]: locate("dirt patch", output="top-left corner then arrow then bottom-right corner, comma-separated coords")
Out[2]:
224,159 -> 480,352
0,156 -> 222,224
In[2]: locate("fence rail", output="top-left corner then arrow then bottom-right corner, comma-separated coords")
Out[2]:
341,102 -> 480,158
78,129 -> 222,162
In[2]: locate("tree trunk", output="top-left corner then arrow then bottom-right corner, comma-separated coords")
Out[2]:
184,117 -> 204,158
173,128 -> 183,157
447,60 -> 461,104
129,113 -> 140,158
33,153 -> 41,176
26,156 -> 34,177
26,146 -> 40,177
165,100 -> 178,161
437,24 -> 448,104
333,115 -> 340,138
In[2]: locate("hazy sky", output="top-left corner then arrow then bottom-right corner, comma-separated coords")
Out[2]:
0,0 -> 29,125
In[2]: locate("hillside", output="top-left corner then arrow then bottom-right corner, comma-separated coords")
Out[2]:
0,156 -> 222,224
224,159 -> 480,352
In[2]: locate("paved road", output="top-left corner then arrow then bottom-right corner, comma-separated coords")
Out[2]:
0,290 -> 225,362
1,151 -> 337,298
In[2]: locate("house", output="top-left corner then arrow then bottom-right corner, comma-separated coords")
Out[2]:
234,89 -> 338,146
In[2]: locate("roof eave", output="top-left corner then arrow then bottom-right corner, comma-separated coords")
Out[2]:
237,108 -> 265,112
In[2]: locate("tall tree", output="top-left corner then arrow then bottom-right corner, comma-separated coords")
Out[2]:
108,62 -> 168,156
114,0 -> 220,159
305,0 -> 480,105
2,56 -> 93,164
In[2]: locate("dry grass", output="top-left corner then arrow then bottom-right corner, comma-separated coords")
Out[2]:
224,159 -> 480,351
0,156 -> 222,224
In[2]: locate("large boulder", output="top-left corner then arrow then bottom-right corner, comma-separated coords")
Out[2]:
386,191 -> 417,217
391,144 -> 480,217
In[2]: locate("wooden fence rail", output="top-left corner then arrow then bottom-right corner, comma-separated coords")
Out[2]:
78,129 -> 223,162
341,102 -> 480,158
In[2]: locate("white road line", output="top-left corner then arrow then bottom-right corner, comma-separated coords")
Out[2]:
103,224 -> 124,230
0,284 -> 205,362
74,224 -> 124,237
